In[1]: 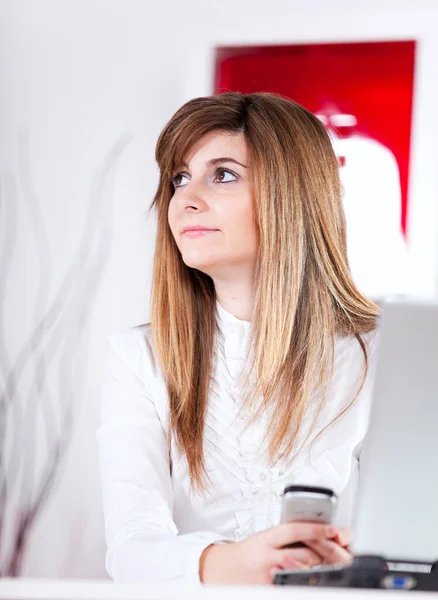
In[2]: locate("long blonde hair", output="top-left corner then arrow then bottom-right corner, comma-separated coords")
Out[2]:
148,92 -> 379,492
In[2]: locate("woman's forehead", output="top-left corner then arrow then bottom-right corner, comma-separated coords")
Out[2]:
178,130 -> 247,169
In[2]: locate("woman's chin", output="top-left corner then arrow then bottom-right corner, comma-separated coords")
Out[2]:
182,257 -> 216,273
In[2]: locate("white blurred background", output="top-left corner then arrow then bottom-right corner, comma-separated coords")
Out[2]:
0,0 -> 438,580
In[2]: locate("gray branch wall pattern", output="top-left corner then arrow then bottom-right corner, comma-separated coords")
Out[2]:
0,129 -> 133,576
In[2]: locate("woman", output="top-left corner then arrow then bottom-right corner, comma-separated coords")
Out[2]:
97,92 -> 380,585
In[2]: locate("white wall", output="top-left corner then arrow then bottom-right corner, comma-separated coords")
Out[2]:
0,0 -> 437,580
0,0 -> 184,578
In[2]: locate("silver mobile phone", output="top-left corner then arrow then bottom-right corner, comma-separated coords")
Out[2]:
280,485 -> 337,549
281,485 -> 337,525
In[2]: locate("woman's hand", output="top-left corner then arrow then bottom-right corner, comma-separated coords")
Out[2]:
199,522 -> 352,585
303,526 -> 352,568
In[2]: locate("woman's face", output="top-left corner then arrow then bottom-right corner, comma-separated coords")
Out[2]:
168,130 -> 258,281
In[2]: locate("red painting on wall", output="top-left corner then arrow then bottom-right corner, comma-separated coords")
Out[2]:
214,41 -> 416,237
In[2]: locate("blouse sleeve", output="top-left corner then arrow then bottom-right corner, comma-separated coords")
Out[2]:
96,331 -> 226,584
355,326 -> 382,468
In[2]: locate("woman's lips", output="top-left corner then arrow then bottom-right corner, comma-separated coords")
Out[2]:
183,229 -> 219,238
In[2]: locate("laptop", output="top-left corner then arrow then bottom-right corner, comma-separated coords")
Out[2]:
274,297 -> 438,587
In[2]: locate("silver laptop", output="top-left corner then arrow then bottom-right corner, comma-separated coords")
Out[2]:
351,296 -> 438,563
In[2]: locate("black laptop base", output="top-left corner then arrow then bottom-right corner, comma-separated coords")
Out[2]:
273,555 -> 438,591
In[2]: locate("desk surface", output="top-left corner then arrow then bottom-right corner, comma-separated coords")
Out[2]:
1,579 -> 438,600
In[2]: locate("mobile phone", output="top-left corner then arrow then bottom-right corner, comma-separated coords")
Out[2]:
280,485 -> 337,548
281,485 -> 337,524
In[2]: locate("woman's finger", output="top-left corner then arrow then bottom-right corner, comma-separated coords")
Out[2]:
277,546 -> 322,569
268,563 -> 304,582
268,558 -> 310,583
266,522 -> 337,549
334,527 -> 352,548
304,539 -> 353,566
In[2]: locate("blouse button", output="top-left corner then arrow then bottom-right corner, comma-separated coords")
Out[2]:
251,484 -> 258,494
259,473 -> 267,482
271,466 -> 285,478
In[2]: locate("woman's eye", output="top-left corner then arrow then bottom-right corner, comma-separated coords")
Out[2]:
171,168 -> 237,188
213,168 -> 237,183
171,173 -> 189,188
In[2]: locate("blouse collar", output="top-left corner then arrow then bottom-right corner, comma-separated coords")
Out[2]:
216,300 -> 251,340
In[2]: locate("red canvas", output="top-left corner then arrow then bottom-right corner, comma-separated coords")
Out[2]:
214,41 -> 416,235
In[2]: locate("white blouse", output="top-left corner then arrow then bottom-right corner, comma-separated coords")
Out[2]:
96,301 -> 380,585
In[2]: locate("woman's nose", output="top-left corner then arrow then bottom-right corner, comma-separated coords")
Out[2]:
180,180 -> 208,210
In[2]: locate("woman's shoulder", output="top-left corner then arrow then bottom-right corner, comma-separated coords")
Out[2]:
331,326 -> 381,399
107,322 -> 152,355
105,322 -> 162,385
100,323 -> 171,431
334,326 -> 381,368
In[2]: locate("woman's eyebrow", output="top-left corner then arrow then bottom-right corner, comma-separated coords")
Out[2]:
180,157 -> 248,169
207,157 -> 248,168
